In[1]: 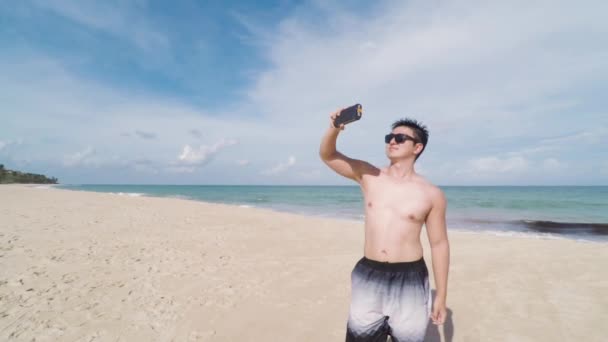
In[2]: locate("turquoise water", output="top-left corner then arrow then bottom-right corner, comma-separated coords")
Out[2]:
58,185 -> 608,242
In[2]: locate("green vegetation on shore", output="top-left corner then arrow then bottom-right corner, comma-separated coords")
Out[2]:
0,164 -> 58,184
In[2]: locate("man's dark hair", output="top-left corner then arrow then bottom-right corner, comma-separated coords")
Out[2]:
391,118 -> 429,160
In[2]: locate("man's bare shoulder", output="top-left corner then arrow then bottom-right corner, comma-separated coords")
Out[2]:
414,175 -> 445,202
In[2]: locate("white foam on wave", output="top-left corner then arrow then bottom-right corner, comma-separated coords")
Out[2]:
452,227 -> 562,239
487,230 -> 565,240
239,204 -> 254,208
115,192 -> 144,197
168,195 -> 191,200
451,227 -> 605,243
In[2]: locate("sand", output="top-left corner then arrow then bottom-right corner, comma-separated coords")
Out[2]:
0,185 -> 606,341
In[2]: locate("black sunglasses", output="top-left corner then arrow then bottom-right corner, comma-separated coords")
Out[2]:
385,133 -> 418,144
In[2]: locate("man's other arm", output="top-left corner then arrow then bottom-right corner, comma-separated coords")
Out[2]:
425,187 -> 450,323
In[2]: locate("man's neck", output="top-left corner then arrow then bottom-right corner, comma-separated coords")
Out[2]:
387,160 -> 416,180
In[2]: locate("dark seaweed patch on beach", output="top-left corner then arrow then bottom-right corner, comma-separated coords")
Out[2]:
517,220 -> 608,236
462,218 -> 608,237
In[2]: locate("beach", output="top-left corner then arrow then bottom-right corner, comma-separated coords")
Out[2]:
1,185 -> 606,341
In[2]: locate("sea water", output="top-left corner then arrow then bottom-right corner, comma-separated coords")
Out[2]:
58,185 -> 608,242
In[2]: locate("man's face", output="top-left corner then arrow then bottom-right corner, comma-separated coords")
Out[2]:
385,126 -> 421,160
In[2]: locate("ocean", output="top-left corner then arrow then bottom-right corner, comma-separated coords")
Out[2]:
57,185 -> 608,242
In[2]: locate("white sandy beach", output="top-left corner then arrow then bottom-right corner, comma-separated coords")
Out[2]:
0,185 -> 606,341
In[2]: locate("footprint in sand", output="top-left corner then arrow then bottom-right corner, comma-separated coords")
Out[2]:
49,254 -> 65,262
189,330 -> 216,341
82,330 -> 106,341
61,273 -> 78,284
219,255 -> 232,266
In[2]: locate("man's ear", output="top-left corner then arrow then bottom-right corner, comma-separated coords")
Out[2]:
415,143 -> 424,155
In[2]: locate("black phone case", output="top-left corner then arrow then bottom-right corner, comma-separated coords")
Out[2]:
334,104 -> 363,128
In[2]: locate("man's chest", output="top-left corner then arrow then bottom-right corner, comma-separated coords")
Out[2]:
361,179 -> 432,223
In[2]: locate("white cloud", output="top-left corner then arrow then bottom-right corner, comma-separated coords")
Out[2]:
297,169 -> 321,179
219,0 -> 608,185
129,158 -> 159,174
469,156 -> 528,174
2,1 -> 607,185
0,56 -> 279,181
59,148 -> 129,170
166,165 -> 197,174
542,158 -> 564,171
600,162 -> 608,176
63,146 -> 96,167
134,130 -> 157,140
177,139 -> 238,165
246,1 -> 608,125
505,128 -> 608,160
189,129 -> 203,139
261,156 -> 296,175
539,128 -> 608,145
32,0 -> 169,52
236,159 -> 250,166
506,145 -> 557,158
0,139 -> 23,153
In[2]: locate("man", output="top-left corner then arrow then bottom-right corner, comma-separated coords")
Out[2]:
319,108 -> 450,342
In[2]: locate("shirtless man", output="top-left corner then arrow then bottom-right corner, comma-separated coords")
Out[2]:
319,109 -> 450,342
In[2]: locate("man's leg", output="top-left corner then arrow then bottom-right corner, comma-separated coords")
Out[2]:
345,258 -> 390,342
345,315 -> 389,342
384,259 -> 431,342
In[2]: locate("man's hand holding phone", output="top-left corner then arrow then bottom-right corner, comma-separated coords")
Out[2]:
330,108 -> 346,130
330,104 -> 363,130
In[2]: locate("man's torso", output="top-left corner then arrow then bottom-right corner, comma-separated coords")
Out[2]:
359,168 -> 436,262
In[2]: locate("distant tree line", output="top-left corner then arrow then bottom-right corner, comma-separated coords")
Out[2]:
0,164 -> 58,184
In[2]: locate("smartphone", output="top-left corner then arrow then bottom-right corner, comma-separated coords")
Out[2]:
334,104 -> 363,128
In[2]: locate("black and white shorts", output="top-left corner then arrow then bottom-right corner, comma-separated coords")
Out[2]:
346,256 -> 432,342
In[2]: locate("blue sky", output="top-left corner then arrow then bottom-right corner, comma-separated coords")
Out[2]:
1,0 -> 607,185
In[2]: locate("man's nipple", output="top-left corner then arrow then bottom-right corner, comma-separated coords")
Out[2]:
367,202 -> 373,208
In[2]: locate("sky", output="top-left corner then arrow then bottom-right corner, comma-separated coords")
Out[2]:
1,0 -> 607,185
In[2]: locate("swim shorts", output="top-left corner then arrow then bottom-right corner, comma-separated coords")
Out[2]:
345,256 -> 432,342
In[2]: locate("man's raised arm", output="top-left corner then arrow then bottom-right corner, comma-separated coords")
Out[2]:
319,109 -> 377,183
